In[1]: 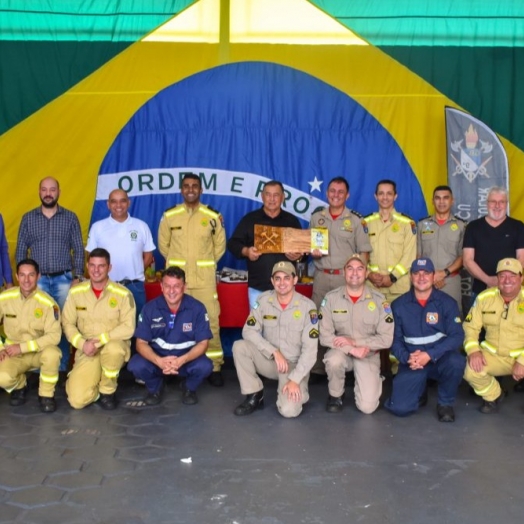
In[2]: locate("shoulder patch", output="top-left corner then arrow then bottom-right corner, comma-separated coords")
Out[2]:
309,328 -> 319,339
253,301 -> 260,310
385,315 -> 394,324
246,316 -> 256,327
464,313 -> 472,323
309,309 -> 318,324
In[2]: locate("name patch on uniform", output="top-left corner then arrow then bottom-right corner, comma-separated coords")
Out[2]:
309,328 -> 319,339
263,315 -> 277,320
333,309 -> 348,314
482,311 -> 496,315
309,309 -> 318,324
170,226 -> 182,230
421,230 -> 434,235
76,307 -> 87,311
246,316 -> 256,326
182,323 -> 193,332
109,298 -> 118,308
152,323 -> 166,329
426,312 -> 439,324
34,308 -> 43,319
4,314 -> 16,318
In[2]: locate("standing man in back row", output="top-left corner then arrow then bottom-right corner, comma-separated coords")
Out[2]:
86,188 -> 155,321
16,177 -> 84,372
417,185 -> 466,314
309,176 -> 372,378
158,173 -> 226,387
228,180 -> 302,309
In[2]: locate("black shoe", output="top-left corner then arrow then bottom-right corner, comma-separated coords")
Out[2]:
39,396 -> 57,413
514,379 -> 524,392
144,389 -> 163,406
182,389 -> 198,405
326,394 -> 344,413
479,391 -> 505,414
9,386 -> 28,406
418,387 -> 429,408
208,371 -> 224,387
234,390 -> 264,416
97,393 -> 117,410
437,404 -> 455,422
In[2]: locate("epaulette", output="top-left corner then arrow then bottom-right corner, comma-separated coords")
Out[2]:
349,209 -> 363,218
107,282 -> 131,297
393,211 -> 415,222
205,204 -> 221,216
418,215 -> 432,223
70,281 -> 92,294
34,291 -> 55,308
311,206 -> 326,215
164,205 -> 185,218
453,214 -> 467,224
476,288 -> 498,301
363,212 -> 379,221
0,288 -> 20,301
199,205 -> 220,219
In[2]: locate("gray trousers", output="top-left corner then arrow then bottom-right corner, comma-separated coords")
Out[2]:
233,339 -> 310,418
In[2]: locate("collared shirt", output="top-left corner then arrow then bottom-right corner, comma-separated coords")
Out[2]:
86,214 -> 155,282
228,207 -> 302,291
16,205 -> 84,276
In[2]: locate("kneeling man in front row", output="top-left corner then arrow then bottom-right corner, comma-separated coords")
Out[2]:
233,261 -> 318,418
128,266 -> 213,406
384,258 -> 465,422
0,259 -> 61,412
63,248 -> 136,410
320,254 -> 394,414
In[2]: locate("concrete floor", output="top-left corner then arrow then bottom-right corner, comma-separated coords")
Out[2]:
0,364 -> 521,524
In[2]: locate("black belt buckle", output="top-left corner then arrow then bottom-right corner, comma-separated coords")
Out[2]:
118,279 -> 140,285
42,270 -> 68,278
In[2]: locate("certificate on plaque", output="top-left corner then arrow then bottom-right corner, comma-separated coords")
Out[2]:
254,225 -> 329,254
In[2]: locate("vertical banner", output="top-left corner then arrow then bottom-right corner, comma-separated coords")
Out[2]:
445,106 -> 509,220
445,106 -> 510,308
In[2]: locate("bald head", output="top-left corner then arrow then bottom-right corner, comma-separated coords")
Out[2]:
107,188 -> 131,222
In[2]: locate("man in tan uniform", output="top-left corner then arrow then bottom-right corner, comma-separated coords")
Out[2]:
232,261 -> 318,418
63,248 -> 136,410
309,177 -> 372,379
320,254 -> 394,414
417,185 -> 466,313
158,173 -> 226,386
464,257 -> 524,413
363,179 -> 417,303
0,259 -> 61,412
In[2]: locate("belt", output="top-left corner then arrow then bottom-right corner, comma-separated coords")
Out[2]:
117,279 -> 142,285
41,270 -> 70,278
323,269 -> 342,275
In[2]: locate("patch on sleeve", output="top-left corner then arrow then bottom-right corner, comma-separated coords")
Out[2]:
385,315 -> 394,324
320,298 -> 327,308
246,316 -> 256,327
309,309 -> 318,324
454,317 -> 462,323
53,306 -> 60,321
309,328 -> 319,339
464,313 -> 472,323
253,301 -> 260,310
205,314 -> 209,322
382,302 -> 391,314
361,219 -> 368,234
138,313 -> 143,323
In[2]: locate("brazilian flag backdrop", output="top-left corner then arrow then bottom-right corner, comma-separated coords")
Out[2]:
1,0 -> 524,269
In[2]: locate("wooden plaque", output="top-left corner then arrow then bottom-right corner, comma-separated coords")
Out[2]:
254,225 -> 328,254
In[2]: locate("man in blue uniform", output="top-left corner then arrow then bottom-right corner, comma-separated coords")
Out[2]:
384,257 -> 465,422
128,266 -> 213,406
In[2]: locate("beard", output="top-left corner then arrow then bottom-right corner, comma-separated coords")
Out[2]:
40,196 -> 59,208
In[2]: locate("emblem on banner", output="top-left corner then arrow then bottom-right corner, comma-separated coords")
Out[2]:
450,124 -> 493,183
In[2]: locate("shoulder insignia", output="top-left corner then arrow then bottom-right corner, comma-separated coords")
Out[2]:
309,328 -> 319,339
206,204 -> 221,216
312,206 -> 326,215
34,292 -> 55,308
385,314 -> 394,324
419,215 -> 432,222
363,212 -> 379,222
70,282 -> 91,294
0,288 -> 20,301
477,288 -> 497,301
464,313 -> 472,323
199,205 -> 220,219
349,209 -> 363,218
107,283 -> 130,297
165,206 -> 185,217
246,316 -> 256,327
453,214 -> 467,224
309,309 -> 318,324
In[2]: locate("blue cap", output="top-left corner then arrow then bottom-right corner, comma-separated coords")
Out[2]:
410,257 -> 435,273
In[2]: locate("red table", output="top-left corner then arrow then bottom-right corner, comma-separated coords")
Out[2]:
145,282 -> 313,328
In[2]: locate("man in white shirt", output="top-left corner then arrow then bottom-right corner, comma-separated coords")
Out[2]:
86,189 -> 155,318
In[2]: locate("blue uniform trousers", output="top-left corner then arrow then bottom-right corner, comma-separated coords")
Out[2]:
385,351 -> 465,417
127,349 -> 212,394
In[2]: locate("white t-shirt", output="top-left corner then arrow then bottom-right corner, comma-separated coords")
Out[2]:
86,215 -> 156,281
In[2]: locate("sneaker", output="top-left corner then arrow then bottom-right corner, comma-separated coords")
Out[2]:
182,389 -> 198,405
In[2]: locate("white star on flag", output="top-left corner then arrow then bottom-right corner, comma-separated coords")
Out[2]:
308,176 -> 323,193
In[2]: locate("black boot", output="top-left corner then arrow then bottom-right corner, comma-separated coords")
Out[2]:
234,390 -> 264,416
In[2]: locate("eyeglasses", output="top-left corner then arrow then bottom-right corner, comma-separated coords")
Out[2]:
502,303 -> 509,320
487,200 -> 507,207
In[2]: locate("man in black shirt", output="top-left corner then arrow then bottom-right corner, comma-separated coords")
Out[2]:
463,187 -> 524,298
228,180 -> 302,308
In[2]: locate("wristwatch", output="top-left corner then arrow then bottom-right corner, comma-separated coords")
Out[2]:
389,273 -> 398,284
444,268 -> 451,277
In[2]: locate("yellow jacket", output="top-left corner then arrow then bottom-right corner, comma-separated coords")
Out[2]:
464,287 -> 524,364
0,287 -> 60,353
363,210 -> 417,296
158,203 -> 226,288
62,280 -> 136,351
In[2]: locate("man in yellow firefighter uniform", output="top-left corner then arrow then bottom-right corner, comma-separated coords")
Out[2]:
464,257 -> 524,414
158,173 -> 226,386
363,179 -> 417,303
0,258 -> 61,412
63,248 -> 136,410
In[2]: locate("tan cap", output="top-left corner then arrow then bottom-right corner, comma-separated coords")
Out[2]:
272,261 -> 296,276
344,253 -> 366,268
496,258 -> 523,275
